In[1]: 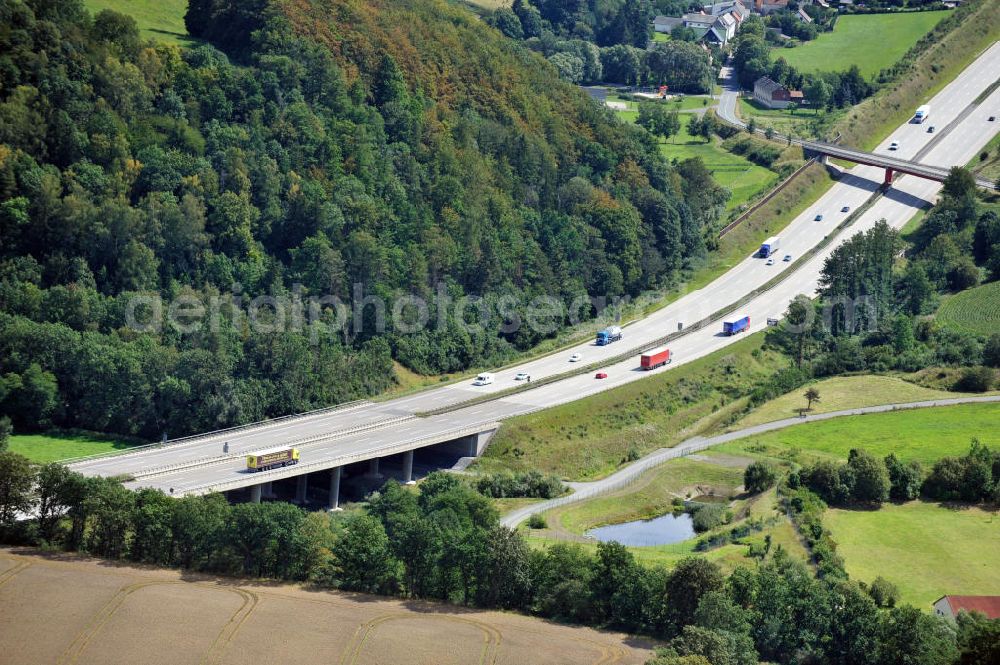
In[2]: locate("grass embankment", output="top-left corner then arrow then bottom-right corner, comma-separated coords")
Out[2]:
83,0 -> 196,46
9,431 -> 137,464
526,460 -> 809,570
716,402 -> 1000,467
478,333 -> 782,481
969,129 -> 1000,184
781,12 -> 951,79
731,374 -> 968,428
833,0 -> 1000,151
826,502 -> 1000,608
936,280 -> 1000,336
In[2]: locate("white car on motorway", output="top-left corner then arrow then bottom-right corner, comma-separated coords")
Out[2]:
569,353 -> 582,362
514,372 -> 530,381
889,141 -> 900,150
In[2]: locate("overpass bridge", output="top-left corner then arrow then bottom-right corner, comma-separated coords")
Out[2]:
801,140 -> 997,189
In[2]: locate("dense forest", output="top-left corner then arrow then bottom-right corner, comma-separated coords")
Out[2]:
0,0 -> 720,438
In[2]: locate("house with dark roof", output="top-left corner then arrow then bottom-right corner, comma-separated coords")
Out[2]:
653,15 -> 684,33
753,76 -> 802,109
754,0 -> 789,14
933,596 -> 1000,620
682,12 -> 717,29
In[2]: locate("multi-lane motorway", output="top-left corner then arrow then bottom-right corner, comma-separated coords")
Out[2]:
71,42 -> 1000,496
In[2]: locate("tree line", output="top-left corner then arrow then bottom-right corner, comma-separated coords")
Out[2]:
0,456 -> 996,665
487,0 -> 715,91
0,0 -> 725,439
796,442 -> 1000,508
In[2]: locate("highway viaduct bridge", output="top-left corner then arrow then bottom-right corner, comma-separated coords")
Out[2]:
68,398 -> 503,511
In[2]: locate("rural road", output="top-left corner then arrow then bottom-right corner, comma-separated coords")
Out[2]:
70,42 -> 1000,497
500,394 -> 1000,527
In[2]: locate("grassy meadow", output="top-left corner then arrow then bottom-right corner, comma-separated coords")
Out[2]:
826,501 -> 1000,608
936,281 -> 1000,337
718,402 -> 1000,468
833,1 -> 1000,150
779,12 -> 950,79
731,375 -> 971,428
83,0 -> 196,45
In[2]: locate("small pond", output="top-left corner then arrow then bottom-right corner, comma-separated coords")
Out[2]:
585,512 -> 696,547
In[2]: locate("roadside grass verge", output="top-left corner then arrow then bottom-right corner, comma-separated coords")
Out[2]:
477,333 -> 782,481
729,374 -> 969,428
936,280 -> 1000,337
826,501 -> 1000,608
832,0 -> 1000,151
968,129 -> 1000,183
715,402 -> 1000,467
83,0 -> 197,46
9,431 -> 138,464
703,161 -> 832,280
780,12 -> 950,79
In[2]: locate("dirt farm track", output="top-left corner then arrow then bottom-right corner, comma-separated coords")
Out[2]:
0,548 -> 655,665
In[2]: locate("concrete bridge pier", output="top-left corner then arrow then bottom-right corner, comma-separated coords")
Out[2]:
402,450 -> 415,485
295,475 -> 308,504
883,167 -> 894,186
262,481 -> 275,498
460,429 -> 496,457
250,484 -> 262,504
365,457 -> 382,478
328,467 -> 342,511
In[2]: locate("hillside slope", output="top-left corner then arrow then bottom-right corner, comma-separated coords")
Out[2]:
0,0 -> 714,439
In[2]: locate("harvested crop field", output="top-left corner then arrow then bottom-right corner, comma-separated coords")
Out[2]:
0,548 -> 655,665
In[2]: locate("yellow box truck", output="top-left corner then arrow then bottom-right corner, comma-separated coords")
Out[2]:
246,446 -> 300,472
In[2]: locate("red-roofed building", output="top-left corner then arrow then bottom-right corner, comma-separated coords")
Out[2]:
933,595 -> 1000,620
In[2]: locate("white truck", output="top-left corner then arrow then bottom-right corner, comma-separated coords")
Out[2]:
914,104 -> 930,123
473,372 -> 495,386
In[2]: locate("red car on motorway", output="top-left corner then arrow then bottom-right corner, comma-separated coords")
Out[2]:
595,372 -> 608,379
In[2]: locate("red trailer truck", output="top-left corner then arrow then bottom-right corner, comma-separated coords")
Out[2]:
640,348 -> 672,370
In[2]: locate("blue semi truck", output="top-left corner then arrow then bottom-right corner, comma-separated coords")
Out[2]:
596,325 -> 623,346
723,316 -> 750,336
759,237 -> 780,258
